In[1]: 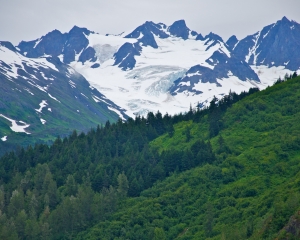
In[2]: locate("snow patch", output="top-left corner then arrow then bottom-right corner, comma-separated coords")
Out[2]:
40,72 -> 53,81
0,114 -> 31,134
137,32 -> 144,40
68,68 -> 76,75
35,100 -> 47,113
58,54 -> 63,62
187,72 -> 201,77
232,40 -> 240,51
33,38 -> 42,48
251,65 -> 299,87
1,136 -> 7,141
80,93 -> 88,99
24,88 -> 34,95
69,80 -> 76,88
179,81 -> 191,87
92,96 -> 99,102
92,95 -> 111,105
227,71 -> 234,76
48,93 -> 60,103
27,81 -> 47,92
219,42 -> 231,57
245,32 -> 260,64
108,106 -> 126,120
263,26 -> 273,39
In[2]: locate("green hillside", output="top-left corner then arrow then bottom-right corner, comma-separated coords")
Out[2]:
0,63 -> 122,156
78,75 -> 300,239
0,75 -> 299,239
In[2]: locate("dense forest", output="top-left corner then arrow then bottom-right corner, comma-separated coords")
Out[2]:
0,73 -> 300,239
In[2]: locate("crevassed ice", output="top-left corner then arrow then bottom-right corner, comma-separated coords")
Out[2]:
94,44 -> 119,63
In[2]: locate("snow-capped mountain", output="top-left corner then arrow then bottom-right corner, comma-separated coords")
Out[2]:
18,26 -> 97,64
0,40 -> 127,153
229,17 -> 300,70
3,17 -> 300,122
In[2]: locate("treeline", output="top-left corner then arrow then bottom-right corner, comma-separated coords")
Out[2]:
0,86 -> 259,187
0,126 -> 217,239
0,86 -> 260,239
76,73 -> 300,240
275,71 -> 298,84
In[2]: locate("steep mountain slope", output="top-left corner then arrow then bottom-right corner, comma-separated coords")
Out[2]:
18,17 -> 300,116
1,17 -> 299,154
0,41 -> 127,155
229,17 -> 300,70
18,26 -> 96,64
228,16 -> 300,86
15,19 -> 283,117
77,75 -> 300,239
11,17 -> 300,118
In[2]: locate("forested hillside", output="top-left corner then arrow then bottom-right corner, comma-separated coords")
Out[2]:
0,74 -> 300,239
79,75 -> 300,240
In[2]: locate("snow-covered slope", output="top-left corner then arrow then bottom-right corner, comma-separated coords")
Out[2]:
70,30 -> 231,115
0,41 -> 127,153
10,17 -> 300,118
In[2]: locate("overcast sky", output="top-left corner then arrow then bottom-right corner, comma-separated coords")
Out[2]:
1,0 -> 300,45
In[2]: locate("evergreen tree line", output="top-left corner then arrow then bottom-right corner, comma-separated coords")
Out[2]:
0,86 -> 262,239
275,71 -> 298,85
75,73 -> 300,240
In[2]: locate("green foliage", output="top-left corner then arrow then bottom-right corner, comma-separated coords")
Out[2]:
77,75 -> 300,239
1,75 -> 300,239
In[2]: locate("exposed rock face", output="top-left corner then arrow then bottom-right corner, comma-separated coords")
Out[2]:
232,17 -> 300,71
277,211 -> 300,239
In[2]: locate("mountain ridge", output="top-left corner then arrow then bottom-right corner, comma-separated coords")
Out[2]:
13,16 -> 299,117
231,16 -> 300,70
0,41 -> 127,154
0,16 -> 299,152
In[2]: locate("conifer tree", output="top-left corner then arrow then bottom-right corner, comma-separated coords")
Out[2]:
117,172 -> 129,198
